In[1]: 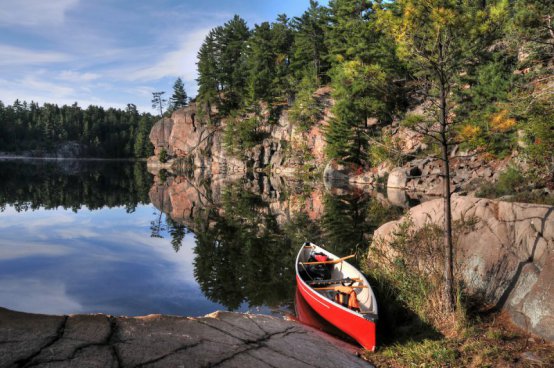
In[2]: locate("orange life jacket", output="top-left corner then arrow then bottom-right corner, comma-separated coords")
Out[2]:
333,285 -> 360,311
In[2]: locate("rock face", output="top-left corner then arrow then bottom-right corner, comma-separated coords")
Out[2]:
372,195 -> 554,341
149,117 -> 174,156
385,154 -> 511,196
0,308 -> 371,368
148,89 -> 332,177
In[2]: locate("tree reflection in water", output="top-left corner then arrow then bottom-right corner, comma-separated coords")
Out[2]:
157,174 -> 404,311
0,159 -> 152,212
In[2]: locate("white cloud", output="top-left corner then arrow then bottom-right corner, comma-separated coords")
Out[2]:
0,278 -> 82,314
129,28 -> 209,85
0,0 -> 79,26
0,45 -> 69,67
58,70 -> 100,82
0,241 -> 70,260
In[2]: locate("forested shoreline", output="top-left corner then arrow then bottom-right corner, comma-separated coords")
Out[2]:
194,0 -> 552,173
0,101 -> 155,158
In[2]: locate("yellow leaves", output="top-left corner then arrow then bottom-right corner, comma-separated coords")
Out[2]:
459,124 -> 482,140
489,0 -> 509,23
343,60 -> 362,80
490,110 -> 516,132
431,7 -> 456,29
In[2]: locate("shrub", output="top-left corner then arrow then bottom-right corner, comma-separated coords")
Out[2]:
476,166 -> 525,198
159,148 -> 168,163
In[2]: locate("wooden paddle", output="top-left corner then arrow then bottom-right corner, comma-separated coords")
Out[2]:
313,285 -> 368,290
300,254 -> 356,265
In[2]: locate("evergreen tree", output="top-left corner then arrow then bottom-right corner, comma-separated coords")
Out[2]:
217,15 -> 251,112
290,1 -> 331,84
197,29 -> 222,108
169,77 -> 188,112
196,15 -> 250,113
245,16 -> 293,104
325,61 -> 387,163
0,99 -> 154,158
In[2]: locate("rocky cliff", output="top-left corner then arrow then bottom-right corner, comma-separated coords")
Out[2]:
148,88 -> 332,177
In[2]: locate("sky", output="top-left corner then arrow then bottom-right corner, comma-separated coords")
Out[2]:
0,0 -> 325,114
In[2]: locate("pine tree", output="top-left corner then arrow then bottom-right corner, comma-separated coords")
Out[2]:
324,60 -> 387,163
377,0 -> 504,312
169,77 -> 188,112
290,0 -> 331,84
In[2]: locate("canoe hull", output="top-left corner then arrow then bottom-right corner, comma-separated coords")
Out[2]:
296,274 -> 376,351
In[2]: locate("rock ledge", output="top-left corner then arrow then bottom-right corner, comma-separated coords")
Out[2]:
0,307 -> 371,368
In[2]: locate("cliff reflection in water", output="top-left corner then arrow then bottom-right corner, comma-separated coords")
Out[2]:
150,172 -> 404,311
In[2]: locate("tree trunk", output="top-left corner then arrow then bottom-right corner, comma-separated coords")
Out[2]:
439,79 -> 455,312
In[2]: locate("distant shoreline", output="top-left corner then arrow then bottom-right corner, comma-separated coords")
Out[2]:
0,155 -> 146,162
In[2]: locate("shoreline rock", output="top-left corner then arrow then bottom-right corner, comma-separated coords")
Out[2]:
371,195 -> 554,342
0,307 -> 371,368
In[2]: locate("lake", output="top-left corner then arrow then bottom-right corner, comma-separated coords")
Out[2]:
0,159 -> 405,318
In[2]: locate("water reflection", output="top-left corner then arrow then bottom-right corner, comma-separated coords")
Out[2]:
0,204 -> 225,316
0,159 -> 152,212
150,172 -> 404,312
0,159 -> 406,317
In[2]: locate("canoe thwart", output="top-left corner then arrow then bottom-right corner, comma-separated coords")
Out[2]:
313,285 -> 368,290
300,254 -> 356,265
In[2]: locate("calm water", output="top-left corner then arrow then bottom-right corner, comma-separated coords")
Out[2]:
0,159 -> 404,317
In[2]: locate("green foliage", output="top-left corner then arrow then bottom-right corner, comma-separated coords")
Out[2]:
196,15 -> 250,114
168,77 -> 188,112
0,100 -> 155,158
380,339 -> 458,367
245,17 -> 294,104
222,115 -> 262,157
288,74 -> 321,131
290,1 -> 331,84
369,128 -> 412,167
325,60 -> 387,163
521,99 -> 554,170
476,166 -> 528,198
507,0 -> 554,64
158,148 -> 169,163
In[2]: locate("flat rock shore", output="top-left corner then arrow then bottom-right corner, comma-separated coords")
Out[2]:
0,307 -> 371,368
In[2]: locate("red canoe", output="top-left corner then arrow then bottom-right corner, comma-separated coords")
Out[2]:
295,242 -> 378,351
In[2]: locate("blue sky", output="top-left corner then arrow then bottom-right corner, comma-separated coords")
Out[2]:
0,0 -> 325,113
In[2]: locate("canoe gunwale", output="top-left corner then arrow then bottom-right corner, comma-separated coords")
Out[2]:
295,242 -> 378,351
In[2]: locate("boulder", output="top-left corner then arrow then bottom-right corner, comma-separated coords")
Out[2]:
372,195 -> 554,341
387,168 -> 407,189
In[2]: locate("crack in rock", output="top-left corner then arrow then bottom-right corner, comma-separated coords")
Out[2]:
208,327 -> 297,368
133,340 -> 203,368
15,315 -> 68,368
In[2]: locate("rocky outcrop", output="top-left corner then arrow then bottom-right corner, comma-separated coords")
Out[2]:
383,154 -> 511,196
371,195 -> 554,341
148,89 -> 332,177
149,118 -> 174,156
0,307 -> 371,368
